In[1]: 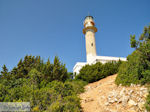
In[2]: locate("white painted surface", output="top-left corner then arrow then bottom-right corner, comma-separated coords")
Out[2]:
73,55 -> 127,75
73,62 -> 87,75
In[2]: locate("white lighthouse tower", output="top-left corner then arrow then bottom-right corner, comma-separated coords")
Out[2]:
73,15 -> 126,75
83,16 -> 97,64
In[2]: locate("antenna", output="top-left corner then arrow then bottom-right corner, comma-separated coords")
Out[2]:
88,12 -> 90,16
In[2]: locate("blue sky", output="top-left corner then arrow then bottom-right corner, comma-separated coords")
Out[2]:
0,0 -> 150,72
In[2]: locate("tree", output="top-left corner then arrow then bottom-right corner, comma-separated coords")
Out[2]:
0,55 -> 85,111
130,35 -> 138,48
116,25 -> 150,85
29,69 -> 42,89
1,65 -> 8,78
43,58 -> 53,81
52,56 -> 68,82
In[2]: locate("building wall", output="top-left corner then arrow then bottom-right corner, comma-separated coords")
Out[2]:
73,56 -> 127,75
73,62 -> 87,75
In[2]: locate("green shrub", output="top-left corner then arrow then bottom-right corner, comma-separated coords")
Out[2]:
47,95 -> 81,112
115,51 -> 145,85
146,90 -> 150,111
64,80 -> 87,94
63,95 -> 81,112
76,61 -> 122,83
75,62 -> 102,83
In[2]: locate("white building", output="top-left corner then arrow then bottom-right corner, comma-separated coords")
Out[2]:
73,16 -> 126,75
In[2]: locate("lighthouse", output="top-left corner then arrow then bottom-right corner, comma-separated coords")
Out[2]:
83,16 -> 97,63
73,16 -> 126,75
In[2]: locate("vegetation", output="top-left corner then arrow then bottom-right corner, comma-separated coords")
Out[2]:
75,61 -> 122,83
115,25 -> 150,86
1,25 -> 150,111
146,92 -> 150,111
115,25 -> 150,111
0,56 -> 87,111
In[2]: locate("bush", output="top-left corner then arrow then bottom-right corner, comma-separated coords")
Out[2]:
47,95 -> 81,112
146,90 -> 150,111
115,51 -> 145,85
64,80 -> 87,94
76,61 -> 122,83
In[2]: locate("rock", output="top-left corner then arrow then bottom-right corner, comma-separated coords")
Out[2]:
122,96 -> 129,106
143,93 -> 149,98
105,102 -> 109,106
116,95 -> 121,99
108,97 -> 112,103
120,88 -> 125,96
130,83 -> 134,87
140,88 -> 147,91
117,98 -> 122,104
128,110 -> 137,112
119,84 -> 122,87
128,100 -> 137,107
131,94 -> 136,99
143,90 -> 148,94
108,97 -> 111,100
130,83 -> 136,87
94,85 -> 98,88
137,97 -> 141,102
108,95 -> 112,98
138,102 -> 145,110
109,100 -> 115,103
87,86 -> 91,91
88,98 -> 94,102
99,90 -> 101,93
139,91 -> 143,97
129,90 -> 134,94
101,96 -> 105,99
108,90 -> 116,98
114,98 -> 118,102
144,110 -> 148,112
137,84 -> 141,87
85,98 -> 94,103
139,98 -> 145,103
105,107 -> 111,111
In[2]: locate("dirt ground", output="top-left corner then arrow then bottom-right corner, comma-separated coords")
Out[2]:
79,74 -> 148,112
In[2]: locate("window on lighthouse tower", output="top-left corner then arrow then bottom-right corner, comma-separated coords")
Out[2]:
85,22 -> 92,27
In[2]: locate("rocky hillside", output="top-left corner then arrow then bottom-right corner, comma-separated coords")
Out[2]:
80,74 -> 148,112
